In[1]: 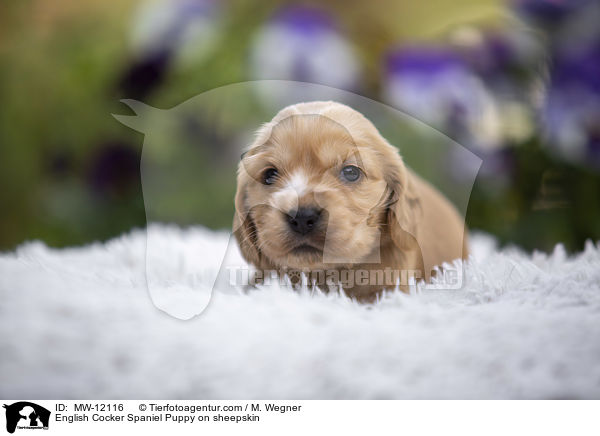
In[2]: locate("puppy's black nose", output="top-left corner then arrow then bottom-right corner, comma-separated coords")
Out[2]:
287,207 -> 322,235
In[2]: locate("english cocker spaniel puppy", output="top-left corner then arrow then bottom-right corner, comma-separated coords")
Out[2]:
234,101 -> 468,301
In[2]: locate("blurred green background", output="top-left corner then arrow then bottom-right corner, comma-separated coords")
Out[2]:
1,0 -> 599,253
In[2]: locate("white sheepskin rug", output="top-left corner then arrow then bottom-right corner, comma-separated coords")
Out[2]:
1,225 -> 599,399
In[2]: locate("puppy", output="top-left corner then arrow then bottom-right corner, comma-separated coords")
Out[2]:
234,101 -> 468,301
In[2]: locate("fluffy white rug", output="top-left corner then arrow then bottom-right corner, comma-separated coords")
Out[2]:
1,225 -> 599,399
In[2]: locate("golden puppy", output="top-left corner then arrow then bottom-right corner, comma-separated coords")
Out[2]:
234,101 -> 468,301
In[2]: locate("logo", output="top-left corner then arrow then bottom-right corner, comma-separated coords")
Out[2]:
3,402 -> 50,434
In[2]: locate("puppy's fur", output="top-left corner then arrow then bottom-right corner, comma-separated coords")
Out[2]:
234,101 -> 468,300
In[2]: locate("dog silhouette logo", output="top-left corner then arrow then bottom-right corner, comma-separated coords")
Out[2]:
3,402 -> 50,433
113,80 -> 481,319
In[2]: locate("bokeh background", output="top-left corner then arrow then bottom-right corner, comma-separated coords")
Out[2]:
1,0 -> 599,253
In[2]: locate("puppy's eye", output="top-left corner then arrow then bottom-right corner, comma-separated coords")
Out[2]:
340,165 -> 361,182
263,168 -> 278,185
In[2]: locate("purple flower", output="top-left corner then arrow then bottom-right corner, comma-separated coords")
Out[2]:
513,0 -> 591,27
88,142 -> 140,198
383,45 -> 501,151
271,5 -> 335,36
542,41 -> 600,165
536,0 -> 600,166
120,0 -> 222,98
454,29 -> 543,82
129,0 -> 222,63
249,5 -> 360,90
118,50 -> 171,100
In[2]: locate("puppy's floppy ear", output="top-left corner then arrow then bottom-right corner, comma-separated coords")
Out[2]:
383,152 -> 421,250
233,170 -> 262,267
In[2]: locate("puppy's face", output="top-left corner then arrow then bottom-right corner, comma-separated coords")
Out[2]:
235,103 -> 413,271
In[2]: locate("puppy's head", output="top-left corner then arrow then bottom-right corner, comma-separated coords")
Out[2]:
234,101 -> 418,271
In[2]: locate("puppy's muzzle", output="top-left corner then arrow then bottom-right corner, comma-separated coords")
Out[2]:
286,207 -> 322,235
